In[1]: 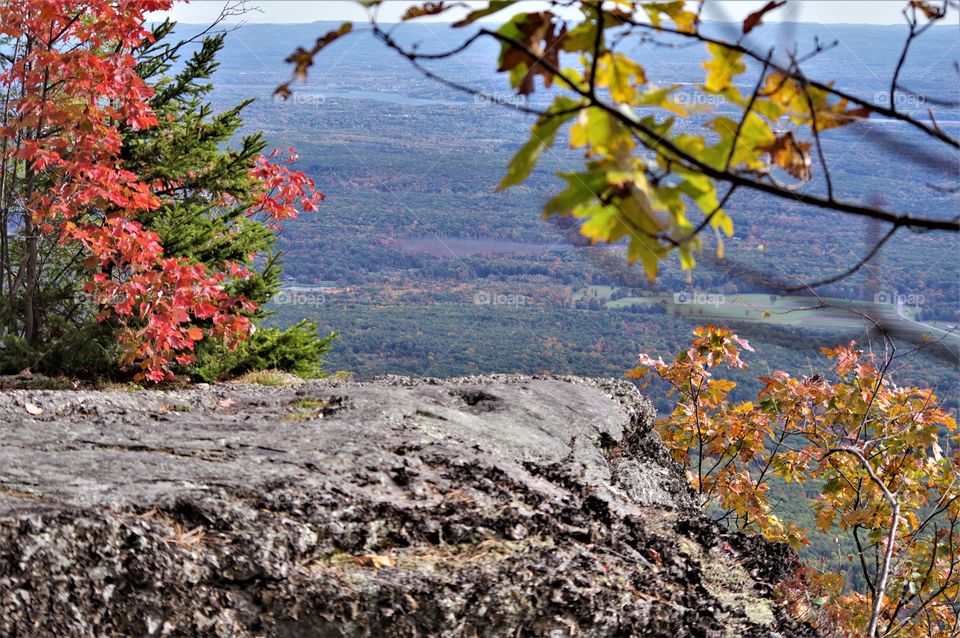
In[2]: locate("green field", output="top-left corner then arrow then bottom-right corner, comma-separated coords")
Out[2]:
592,290 -> 957,346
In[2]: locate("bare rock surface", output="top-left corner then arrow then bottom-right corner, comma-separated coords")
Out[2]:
0,375 -> 814,637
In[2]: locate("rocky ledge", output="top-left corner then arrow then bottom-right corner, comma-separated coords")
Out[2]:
0,375 -> 814,637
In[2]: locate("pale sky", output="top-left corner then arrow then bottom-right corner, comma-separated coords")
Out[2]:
149,1 -> 925,26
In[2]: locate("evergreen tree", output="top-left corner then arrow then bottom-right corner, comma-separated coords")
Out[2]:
0,21 -> 333,380
124,21 -> 333,381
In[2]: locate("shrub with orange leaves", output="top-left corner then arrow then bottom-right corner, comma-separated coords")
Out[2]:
632,325 -> 959,637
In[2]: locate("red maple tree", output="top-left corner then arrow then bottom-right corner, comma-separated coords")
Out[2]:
0,1 -> 322,381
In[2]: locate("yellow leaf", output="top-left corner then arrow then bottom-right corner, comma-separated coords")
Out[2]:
712,210 -> 734,237
578,204 -> 627,243
498,97 -> 581,190
643,1 -> 699,32
703,43 -> 745,95
763,73 -> 806,119
595,52 -> 646,103
705,115 -> 773,170
627,235 -> 664,280
636,86 -> 688,117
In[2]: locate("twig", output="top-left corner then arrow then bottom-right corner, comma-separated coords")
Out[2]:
783,225 -> 897,292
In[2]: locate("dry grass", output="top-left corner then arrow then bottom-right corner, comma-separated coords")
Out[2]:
95,381 -> 145,392
230,369 -> 303,387
307,536 -> 556,574
283,399 -> 331,421
133,508 -> 210,550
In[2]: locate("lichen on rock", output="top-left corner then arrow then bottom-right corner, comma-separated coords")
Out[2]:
0,375 -> 815,637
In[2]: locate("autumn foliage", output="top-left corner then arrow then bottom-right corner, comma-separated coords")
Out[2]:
284,0 -> 957,291
632,325 -> 959,637
0,1 -> 322,381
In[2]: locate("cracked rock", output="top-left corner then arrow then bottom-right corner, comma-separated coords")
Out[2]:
0,375 -> 817,637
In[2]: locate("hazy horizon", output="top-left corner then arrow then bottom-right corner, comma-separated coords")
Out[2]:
150,1 -> 927,26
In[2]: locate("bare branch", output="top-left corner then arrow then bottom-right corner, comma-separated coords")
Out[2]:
822,446 -> 900,638
783,225 -> 898,292
724,49 -> 773,173
474,26 -> 960,232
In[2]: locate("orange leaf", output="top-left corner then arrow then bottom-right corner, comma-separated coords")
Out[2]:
402,2 -> 465,20
743,0 -> 786,34
356,553 -> 394,569
760,132 -> 812,181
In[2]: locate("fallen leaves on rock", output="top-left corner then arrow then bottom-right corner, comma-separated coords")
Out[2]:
24,402 -> 43,416
356,554 -> 395,569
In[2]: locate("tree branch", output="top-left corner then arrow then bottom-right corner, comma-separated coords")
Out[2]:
474,26 -> 960,232
822,446 -> 901,638
783,224 -> 898,292
612,14 -> 959,149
